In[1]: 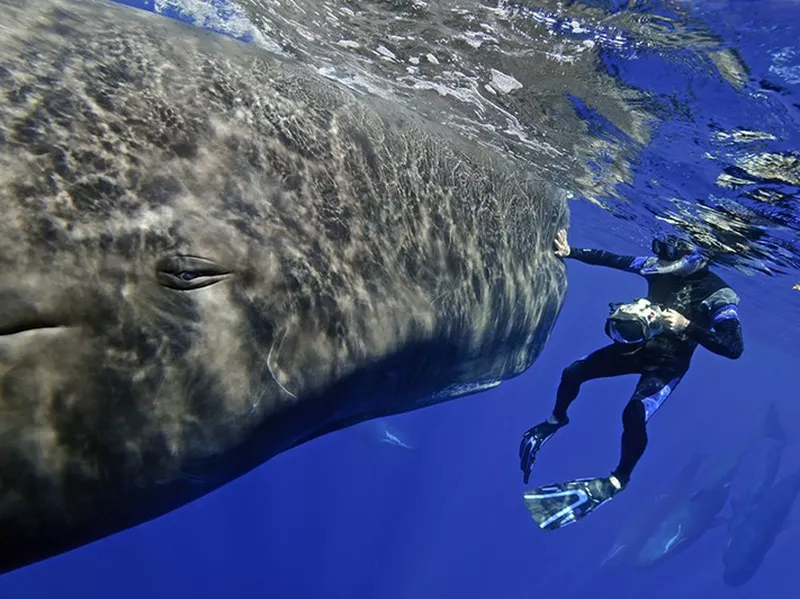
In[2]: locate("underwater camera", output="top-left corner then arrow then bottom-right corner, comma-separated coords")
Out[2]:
604,298 -> 666,345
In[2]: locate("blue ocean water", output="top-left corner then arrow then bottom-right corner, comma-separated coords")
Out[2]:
2,1 -> 799,597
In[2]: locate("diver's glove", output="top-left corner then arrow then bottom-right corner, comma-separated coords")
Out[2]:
519,416 -> 568,484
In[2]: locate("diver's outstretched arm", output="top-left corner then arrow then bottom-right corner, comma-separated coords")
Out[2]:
553,229 -> 649,275
567,247 -> 651,275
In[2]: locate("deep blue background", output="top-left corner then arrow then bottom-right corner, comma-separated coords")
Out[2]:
2,1 -> 799,597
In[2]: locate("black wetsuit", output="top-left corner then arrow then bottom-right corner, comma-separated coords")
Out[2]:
555,248 -> 744,486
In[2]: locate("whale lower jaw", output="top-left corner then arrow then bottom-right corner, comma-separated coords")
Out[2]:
0,326 -> 73,363
0,325 -> 69,338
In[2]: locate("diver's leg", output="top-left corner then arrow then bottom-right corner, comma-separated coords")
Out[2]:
520,361 -> 685,525
552,344 -> 642,422
611,368 -> 685,487
520,344 -> 641,483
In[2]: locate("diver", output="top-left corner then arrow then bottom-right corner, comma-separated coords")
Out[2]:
518,229 -> 744,530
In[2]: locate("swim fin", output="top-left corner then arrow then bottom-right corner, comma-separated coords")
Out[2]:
523,476 -> 623,531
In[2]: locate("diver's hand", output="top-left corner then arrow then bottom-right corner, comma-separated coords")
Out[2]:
662,308 -> 690,332
553,229 -> 570,258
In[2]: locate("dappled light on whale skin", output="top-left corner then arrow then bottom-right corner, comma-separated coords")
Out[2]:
0,0 -> 567,575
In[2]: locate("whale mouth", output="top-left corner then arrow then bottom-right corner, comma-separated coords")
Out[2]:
0,292 -> 68,338
0,322 -> 67,337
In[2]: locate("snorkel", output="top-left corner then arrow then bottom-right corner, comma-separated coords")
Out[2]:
640,235 -> 708,277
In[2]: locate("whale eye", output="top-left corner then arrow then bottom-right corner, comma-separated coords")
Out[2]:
156,256 -> 232,290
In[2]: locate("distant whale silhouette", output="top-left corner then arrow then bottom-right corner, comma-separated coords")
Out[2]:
0,0 -> 568,574
355,418 -> 414,450
723,470 -> 800,587
723,404 -> 792,587
635,405 -> 785,567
